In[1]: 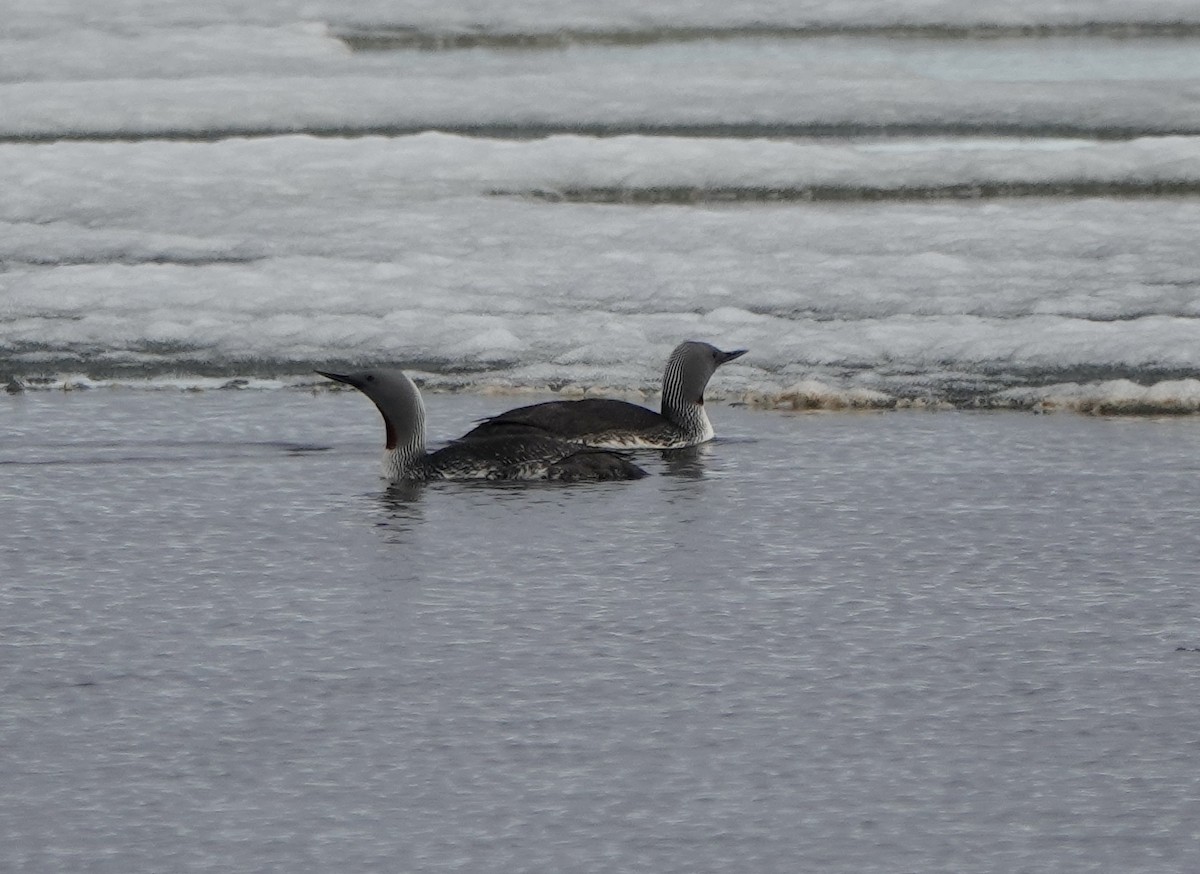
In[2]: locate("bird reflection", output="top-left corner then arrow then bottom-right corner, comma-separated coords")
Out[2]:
657,443 -> 712,478
383,480 -> 426,505
374,481 -> 426,539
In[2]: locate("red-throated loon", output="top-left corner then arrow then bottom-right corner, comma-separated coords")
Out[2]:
459,341 -> 747,449
317,368 -> 647,482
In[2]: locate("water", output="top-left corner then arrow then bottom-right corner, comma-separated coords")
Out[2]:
5,389 -> 1200,872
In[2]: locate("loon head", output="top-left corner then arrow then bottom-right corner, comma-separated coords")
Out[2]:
316,368 -> 426,473
662,341 -> 748,409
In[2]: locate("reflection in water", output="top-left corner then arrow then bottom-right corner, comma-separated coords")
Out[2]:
368,441 -> 726,543
375,481 -> 427,539
657,444 -> 712,478
0,439 -> 335,467
373,477 -> 591,539
382,480 -> 426,505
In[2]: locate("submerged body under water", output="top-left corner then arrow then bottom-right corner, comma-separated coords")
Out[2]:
4,388 -> 1200,873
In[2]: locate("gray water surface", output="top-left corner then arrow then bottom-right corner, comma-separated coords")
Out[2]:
3,389 -> 1200,872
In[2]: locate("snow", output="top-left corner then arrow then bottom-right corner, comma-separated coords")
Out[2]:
3,0 -> 1200,412
3,0 -> 1199,37
5,36 -> 1200,140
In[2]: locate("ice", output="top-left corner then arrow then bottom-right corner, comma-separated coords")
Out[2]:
3,1 -> 1200,412
5,11 -> 1200,141
5,134 -> 1200,407
0,24 -> 348,82
997,379 -> 1200,414
5,43 -> 1200,141
3,0 -> 1198,37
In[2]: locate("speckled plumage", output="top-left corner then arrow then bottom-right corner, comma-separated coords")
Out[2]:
461,341 -> 747,449
317,368 -> 647,482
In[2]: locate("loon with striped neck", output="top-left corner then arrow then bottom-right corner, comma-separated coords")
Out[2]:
460,341 -> 748,449
317,368 -> 647,482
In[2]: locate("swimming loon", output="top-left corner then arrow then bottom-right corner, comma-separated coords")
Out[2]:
317,368 -> 647,482
459,341 -> 748,449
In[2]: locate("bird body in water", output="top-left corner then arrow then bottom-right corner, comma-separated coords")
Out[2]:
460,341 -> 747,449
317,368 -> 647,482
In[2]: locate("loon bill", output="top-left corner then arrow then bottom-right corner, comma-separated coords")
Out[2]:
460,341 -> 747,449
316,368 -> 647,482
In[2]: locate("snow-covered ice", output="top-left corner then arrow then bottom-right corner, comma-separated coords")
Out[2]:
5,32 -> 1200,140
3,0 -> 1200,412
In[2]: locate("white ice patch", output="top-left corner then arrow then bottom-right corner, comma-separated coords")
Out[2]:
3,136 -> 1200,410
3,0 -> 1198,39
995,379 -> 1200,414
4,27 -> 1200,139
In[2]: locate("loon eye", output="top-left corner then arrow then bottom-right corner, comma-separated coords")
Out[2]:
366,375 -> 376,382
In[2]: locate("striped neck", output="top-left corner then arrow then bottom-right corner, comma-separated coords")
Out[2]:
378,380 -> 427,480
382,433 -> 426,480
660,351 -> 714,441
